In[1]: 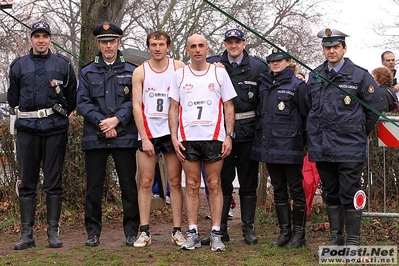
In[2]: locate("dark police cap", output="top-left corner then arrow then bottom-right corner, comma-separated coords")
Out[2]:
31,21 -> 51,37
267,47 -> 290,62
93,21 -> 123,41
224,28 -> 245,41
317,28 -> 349,47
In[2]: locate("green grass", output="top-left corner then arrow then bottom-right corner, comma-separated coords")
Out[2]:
1,205 -> 398,266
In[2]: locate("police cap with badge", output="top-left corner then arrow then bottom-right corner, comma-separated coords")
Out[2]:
93,21 -> 123,40
224,28 -> 246,41
31,21 -> 51,37
267,47 -> 290,63
317,28 -> 349,47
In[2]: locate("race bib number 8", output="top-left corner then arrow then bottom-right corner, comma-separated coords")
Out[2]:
148,93 -> 168,118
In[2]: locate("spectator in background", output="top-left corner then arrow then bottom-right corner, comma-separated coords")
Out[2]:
372,66 -> 399,113
381,51 -> 399,94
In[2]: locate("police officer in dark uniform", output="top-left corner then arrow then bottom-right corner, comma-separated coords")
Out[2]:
251,47 -> 308,249
306,28 -> 381,251
77,21 -> 139,247
8,21 -> 77,250
203,29 -> 269,245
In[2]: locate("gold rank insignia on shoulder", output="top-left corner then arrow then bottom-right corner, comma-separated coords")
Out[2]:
278,101 -> 285,110
344,95 -> 351,105
248,91 -> 254,99
368,85 -> 374,93
124,86 -> 129,95
55,86 -> 61,94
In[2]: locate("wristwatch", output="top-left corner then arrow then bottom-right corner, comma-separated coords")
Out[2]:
227,132 -> 236,139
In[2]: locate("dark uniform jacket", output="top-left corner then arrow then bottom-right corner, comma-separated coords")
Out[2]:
306,58 -> 382,163
207,50 -> 269,142
8,49 -> 77,135
379,84 -> 398,112
251,67 -> 308,164
77,50 -> 138,151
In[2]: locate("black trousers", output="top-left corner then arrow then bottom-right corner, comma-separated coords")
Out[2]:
221,140 -> 259,197
84,148 -> 139,237
17,130 -> 67,198
316,161 -> 363,209
267,163 -> 306,205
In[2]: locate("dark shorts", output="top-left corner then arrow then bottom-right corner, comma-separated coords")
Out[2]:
181,141 -> 223,162
138,135 -> 174,153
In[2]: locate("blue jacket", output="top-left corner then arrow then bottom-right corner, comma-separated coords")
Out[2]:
306,58 -> 381,163
7,49 -> 77,135
207,50 -> 269,142
77,51 -> 138,151
251,67 -> 308,164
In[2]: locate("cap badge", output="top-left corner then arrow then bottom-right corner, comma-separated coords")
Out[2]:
344,95 -> 351,105
368,85 -> 374,93
325,28 -> 332,37
272,47 -> 278,53
103,24 -> 110,31
278,101 -> 285,111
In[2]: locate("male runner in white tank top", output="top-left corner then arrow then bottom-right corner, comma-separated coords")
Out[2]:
169,34 -> 237,252
132,30 -> 185,247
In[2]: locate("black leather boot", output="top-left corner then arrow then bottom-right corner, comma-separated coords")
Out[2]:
345,209 -> 362,246
272,203 -> 292,247
286,204 -> 306,249
14,197 -> 36,250
241,196 -> 258,245
328,205 -> 345,245
47,196 -> 63,248
314,205 -> 345,257
201,196 -> 231,245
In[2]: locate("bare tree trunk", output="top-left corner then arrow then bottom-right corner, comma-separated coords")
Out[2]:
79,0 -> 127,71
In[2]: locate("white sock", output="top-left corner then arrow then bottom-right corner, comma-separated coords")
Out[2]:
188,224 -> 198,232
212,226 -> 220,232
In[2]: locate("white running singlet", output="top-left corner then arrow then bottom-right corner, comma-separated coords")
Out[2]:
169,64 -> 237,141
140,58 -> 176,140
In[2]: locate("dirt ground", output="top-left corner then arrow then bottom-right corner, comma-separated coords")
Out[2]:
0,188 -> 249,256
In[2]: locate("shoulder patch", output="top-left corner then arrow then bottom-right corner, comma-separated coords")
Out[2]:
368,85 -> 375,94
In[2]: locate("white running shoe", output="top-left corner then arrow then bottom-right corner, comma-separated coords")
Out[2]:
210,230 -> 226,252
165,195 -> 171,205
228,207 -> 234,219
181,229 -> 201,250
133,231 -> 151,247
171,230 -> 186,246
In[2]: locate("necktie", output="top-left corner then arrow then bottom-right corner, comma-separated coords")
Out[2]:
329,69 -> 337,79
231,62 -> 238,69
